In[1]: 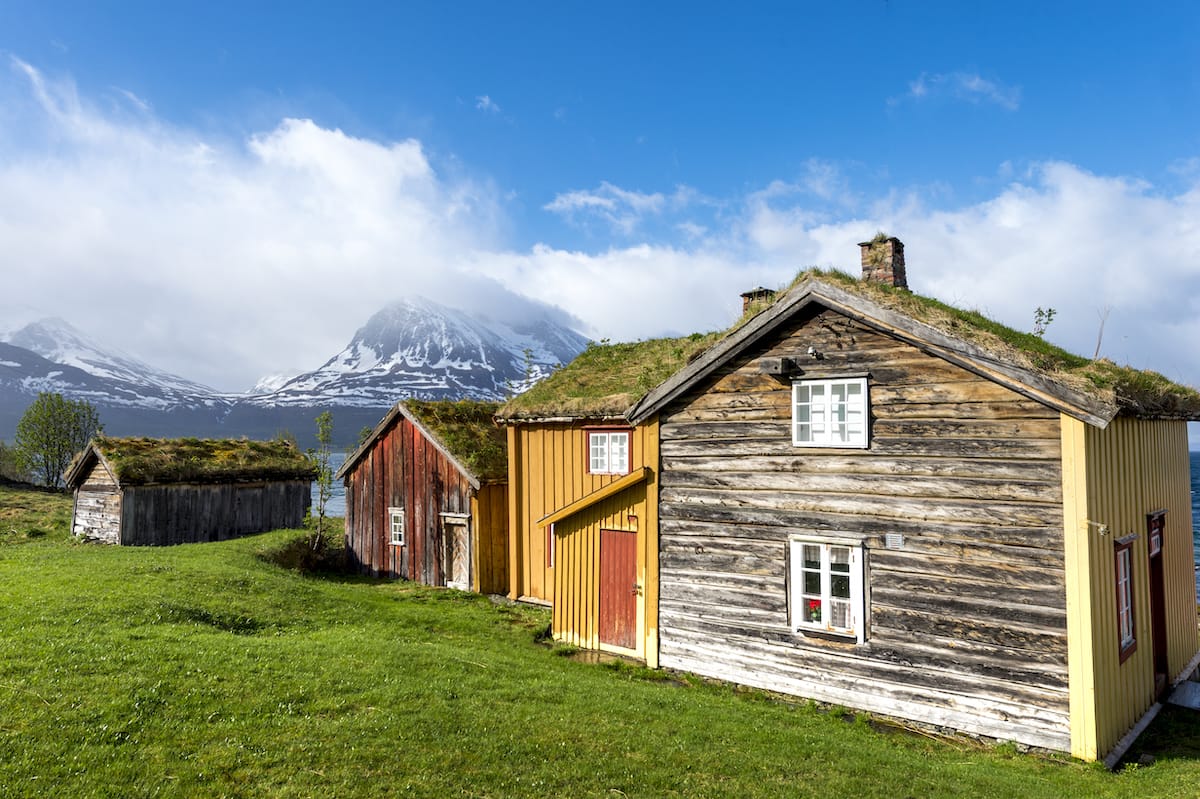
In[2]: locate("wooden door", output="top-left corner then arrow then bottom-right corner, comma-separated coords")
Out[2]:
444,518 -> 471,591
1148,512 -> 1168,698
599,528 -> 637,650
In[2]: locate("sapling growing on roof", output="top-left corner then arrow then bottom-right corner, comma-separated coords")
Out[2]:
1032,307 -> 1056,338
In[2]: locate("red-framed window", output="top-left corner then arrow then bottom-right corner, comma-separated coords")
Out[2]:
588,429 -> 631,475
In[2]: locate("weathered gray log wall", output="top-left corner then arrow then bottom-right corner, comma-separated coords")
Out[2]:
119,480 -> 311,545
71,462 -> 122,544
657,306 -> 1072,751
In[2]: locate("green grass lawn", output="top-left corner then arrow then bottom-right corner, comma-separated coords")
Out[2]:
2,485 -> 1199,798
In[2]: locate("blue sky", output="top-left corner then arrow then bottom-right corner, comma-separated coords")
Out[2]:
1,0 -> 1199,446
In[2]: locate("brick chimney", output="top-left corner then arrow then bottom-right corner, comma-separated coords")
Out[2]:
858,235 -> 907,289
740,286 -> 776,314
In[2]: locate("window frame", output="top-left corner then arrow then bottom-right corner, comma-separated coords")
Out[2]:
587,428 -> 632,475
388,506 -> 405,547
788,536 -> 867,644
791,376 -> 869,449
1114,536 -> 1136,661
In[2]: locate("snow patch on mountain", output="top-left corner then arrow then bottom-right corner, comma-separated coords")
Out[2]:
245,296 -> 589,408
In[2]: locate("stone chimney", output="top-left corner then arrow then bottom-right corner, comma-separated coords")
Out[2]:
858,235 -> 907,290
740,286 -> 776,314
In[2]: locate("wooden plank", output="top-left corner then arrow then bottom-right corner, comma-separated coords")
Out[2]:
664,468 -> 1061,504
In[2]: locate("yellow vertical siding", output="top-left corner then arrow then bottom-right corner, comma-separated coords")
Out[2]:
510,418 -> 660,663
1062,414 -> 1198,761
506,425 -> 522,600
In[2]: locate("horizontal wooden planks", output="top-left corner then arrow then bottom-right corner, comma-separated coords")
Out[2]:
656,307 -> 1072,749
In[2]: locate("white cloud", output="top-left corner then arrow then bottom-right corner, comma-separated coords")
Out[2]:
544,181 -> 703,236
892,71 -> 1021,111
4,55 -> 1199,442
475,94 -> 500,114
0,59 -> 534,391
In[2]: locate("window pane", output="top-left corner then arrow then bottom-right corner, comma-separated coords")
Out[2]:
830,598 -> 851,628
803,545 -> 820,569
803,572 -> 821,594
590,433 -> 608,472
805,598 -> 822,623
831,574 -> 850,599
611,433 -> 629,473
830,546 -> 850,568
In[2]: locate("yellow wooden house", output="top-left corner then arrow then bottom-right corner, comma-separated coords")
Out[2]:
626,236 -> 1200,764
496,334 -> 719,666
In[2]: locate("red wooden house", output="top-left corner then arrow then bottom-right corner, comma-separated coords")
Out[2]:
337,400 -> 508,592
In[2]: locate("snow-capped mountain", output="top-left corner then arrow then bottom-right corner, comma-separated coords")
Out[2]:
245,296 -> 589,408
0,297 -> 589,447
4,318 -> 224,409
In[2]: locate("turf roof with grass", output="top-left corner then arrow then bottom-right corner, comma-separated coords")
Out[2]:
785,268 -> 1200,420
496,333 -> 724,422
68,436 -> 317,486
403,399 -> 508,482
338,399 -> 508,484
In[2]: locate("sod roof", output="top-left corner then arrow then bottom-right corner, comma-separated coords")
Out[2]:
68,436 -> 317,487
807,269 -> 1200,420
404,399 -> 508,482
338,399 -> 507,484
629,268 -> 1200,425
496,332 -> 725,422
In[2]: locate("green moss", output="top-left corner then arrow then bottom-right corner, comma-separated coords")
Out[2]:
83,436 -> 317,485
776,268 -> 1200,418
403,399 -> 508,482
498,332 -> 724,420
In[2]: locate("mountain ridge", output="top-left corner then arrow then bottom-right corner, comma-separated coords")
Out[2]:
0,298 -> 589,447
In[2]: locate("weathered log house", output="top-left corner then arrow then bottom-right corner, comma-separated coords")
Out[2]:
497,334 -> 719,666
337,400 -> 508,593
627,236 -> 1200,764
65,436 -> 315,545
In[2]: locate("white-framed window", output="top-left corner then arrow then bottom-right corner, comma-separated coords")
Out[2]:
588,430 -> 631,475
792,377 -> 868,448
388,506 -> 405,546
789,538 -> 866,643
1115,538 -> 1136,659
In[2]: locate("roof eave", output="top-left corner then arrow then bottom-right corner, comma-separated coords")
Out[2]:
629,277 -> 1119,428
336,401 -> 488,490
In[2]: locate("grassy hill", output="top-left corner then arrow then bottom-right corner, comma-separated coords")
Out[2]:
2,485 -> 1199,797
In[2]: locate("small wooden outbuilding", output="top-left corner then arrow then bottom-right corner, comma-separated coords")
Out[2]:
628,236 -> 1200,765
337,400 -> 508,593
65,436 -> 315,545
497,334 -> 719,666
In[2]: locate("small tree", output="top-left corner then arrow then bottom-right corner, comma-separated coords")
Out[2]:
1032,307 -> 1056,338
307,410 -> 334,549
0,439 -> 28,482
14,392 -> 102,488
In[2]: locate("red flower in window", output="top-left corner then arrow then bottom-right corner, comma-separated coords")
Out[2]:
806,599 -> 822,622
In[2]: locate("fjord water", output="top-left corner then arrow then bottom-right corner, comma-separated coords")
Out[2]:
1193,451 -> 1199,599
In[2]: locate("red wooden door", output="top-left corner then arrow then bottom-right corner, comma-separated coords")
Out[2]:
599,529 -> 637,649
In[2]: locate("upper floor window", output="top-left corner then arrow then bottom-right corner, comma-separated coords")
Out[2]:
589,430 -> 630,475
792,377 -> 868,448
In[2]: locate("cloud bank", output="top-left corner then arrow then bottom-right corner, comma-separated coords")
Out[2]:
2,58 -> 1199,415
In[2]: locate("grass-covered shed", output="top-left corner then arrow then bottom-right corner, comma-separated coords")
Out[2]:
337,400 -> 509,593
64,436 -> 316,546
